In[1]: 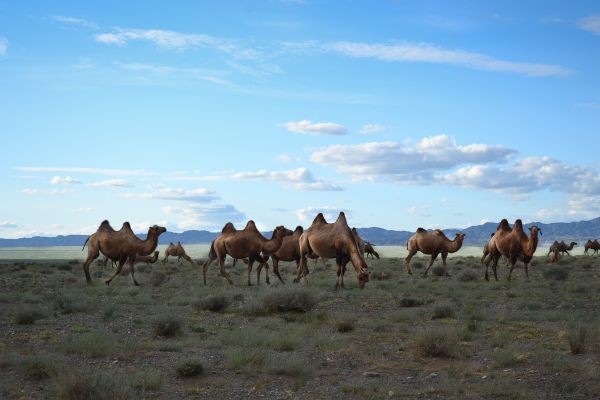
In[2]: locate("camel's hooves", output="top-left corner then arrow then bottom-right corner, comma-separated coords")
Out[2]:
445,274 -> 451,277
293,279 -> 299,284
105,281 -> 110,286
134,282 -> 140,286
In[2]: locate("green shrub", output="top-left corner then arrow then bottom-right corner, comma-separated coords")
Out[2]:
493,347 -> 528,367
191,295 -> 229,313
244,288 -> 319,315
64,330 -> 115,357
55,370 -> 131,400
148,271 -> 167,287
54,291 -> 90,314
399,298 -> 423,307
132,370 -> 162,391
568,326 -> 587,355
544,267 -> 569,281
414,329 -> 460,358
266,353 -> 310,377
14,307 -> 46,325
458,270 -> 479,282
431,265 -> 445,276
176,360 -> 204,378
432,305 -> 456,319
153,314 -> 182,338
20,354 -> 56,380
335,317 -> 356,333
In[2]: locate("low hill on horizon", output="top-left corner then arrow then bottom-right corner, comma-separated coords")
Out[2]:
1,217 -> 599,247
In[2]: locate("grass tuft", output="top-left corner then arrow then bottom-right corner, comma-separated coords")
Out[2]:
414,328 -> 460,358
176,360 -> 204,377
152,314 -> 182,338
567,325 -> 587,355
191,295 -> 229,313
432,305 -> 456,319
14,306 -> 46,325
55,369 -> 131,400
544,267 -> 569,281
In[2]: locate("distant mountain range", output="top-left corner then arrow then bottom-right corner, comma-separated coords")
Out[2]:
1,217 -> 599,247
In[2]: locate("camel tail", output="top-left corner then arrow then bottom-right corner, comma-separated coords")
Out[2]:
374,251 -> 380,259
208,240 -> 216,259
81,236 -> 90,251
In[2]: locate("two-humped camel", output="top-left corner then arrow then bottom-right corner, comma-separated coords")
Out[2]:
163,242 -> 194,265
82,221 -> 166,286
364,242 -> 380,259
547,241 -> 577,256
584,239 -> 600,255
202,221 -> 292,285
264,225 -> 304,284
405,228 -> 465,276
294,212 -> 370,289
485,219 -> 541,281
100,250 -> 160,268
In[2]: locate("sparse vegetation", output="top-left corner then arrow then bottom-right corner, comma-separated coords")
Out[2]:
414,328 -> 460,358
567,325 -> 587,355
191,295 -> 229,312
544,267 -> 569,281
175,360 -> 204,377
14,306 -> 46,325
432,304 -> 456,319
152,314 -> 182,338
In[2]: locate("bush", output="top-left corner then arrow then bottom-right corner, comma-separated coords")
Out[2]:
431,265 -> 446,276
57,264 -> 72,271
54,292 -> 90,314
176,360 -> 204,378
370,269 -> 391,281
458,270 -> 479,282
432,305 -> 456,320
55,370 -> 131,400
191,295 -> 229,313
414,329 -> 460,358
544,267 -> 569,281
148,272 -> 167,287
266,353 -> 310,377
20,354 -> 56,380
399,298 -> 423,308
568,326 -> 587,355
64,330 -> 115,357
493,347 -> 528,367
153,314 -> 182,338
132,370 -> 162,391
245,288 -> 318,315
14,307 -> 46,325
335,317 -> 356,333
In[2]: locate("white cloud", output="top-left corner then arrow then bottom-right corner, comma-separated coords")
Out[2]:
20,188 -> 78,195
0,37 -> 8,56
89,178 -> 132,188
296,206 -> 348,222
276,154 -> 294,163
579,15 -> 600,35
17,166 -> 155,176
117,62 -> 232,87
0,221 -> 18,229
325,41 -> 572,77
163,203 -> 246,230
283,120 -> 347,135
310,135 -> 515,182
124,186 -> 218,202
52,15 -> 99,29
50,176 -> 81,185
359,123 -> 386,135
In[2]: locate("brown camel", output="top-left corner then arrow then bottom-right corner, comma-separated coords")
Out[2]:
584,239 -> 600,255
549,247 -> 560,263
486,219 -> 541,281
364,242 -> 380,259
294,212 -> 370,289
262,225 -> 304,285
163,241 -> 194,265
81,220 -> 166,286
405,228 -> 465,276
202,221 -> 292,285
548,241 -> 577,256
101,250 -> 159,268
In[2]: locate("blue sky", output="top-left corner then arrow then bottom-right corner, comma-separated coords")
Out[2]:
1,1 -> 600,238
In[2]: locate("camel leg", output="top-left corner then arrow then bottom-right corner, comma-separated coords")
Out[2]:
507,256 -> 517,281
335,262 -> 343,290
247,258 -> 255,286
441,252 -> 450,277
163,254 -> 169,264
484,256 -> 490,281
271,257 -> 285,284
82,256 -> 96,284
492,255 -> 499,281
183,254 -> 194,266
128,256 -> 139,286
217,255 -> 233,285
423,253 -> 439,276
294,255 -> 308,284
565,250 -> 571,256
202,255 -> 216,285
524,262 -> 529,279
340,262 -> 347,288
405,250 -> 417,275
105,258 -> 126,285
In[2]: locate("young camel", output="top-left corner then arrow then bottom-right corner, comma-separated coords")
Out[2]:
486,219 -> 541,281
81,221 -> 166,286
364,242 -> 380,259
260,225 -> 304,285
548,241 -> 577,256
202,221 -> 292,285
294,212 -> 370,290
584,239 -> 600,255
405,228 -> 465,277
163,242 -> 194,265
101,250 -> 159,268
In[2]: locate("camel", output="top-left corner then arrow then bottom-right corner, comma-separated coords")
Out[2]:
163,242 -> 194,265
405,228 -> 465,277
549,247 -> 560,263
294,212 -> 370,290
81,221 -> 166,286
364,242 -> 380,259
584,239 -> 600,255
202,221 -> 292,285
100,250 -> 159,268
485,219 -> 541,281
548,241 -> 577,256
261,225 -> 304,284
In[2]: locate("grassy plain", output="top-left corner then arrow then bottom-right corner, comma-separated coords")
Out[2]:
1,251 -> 599,399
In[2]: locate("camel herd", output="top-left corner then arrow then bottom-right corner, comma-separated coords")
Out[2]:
80,217 -> 597,288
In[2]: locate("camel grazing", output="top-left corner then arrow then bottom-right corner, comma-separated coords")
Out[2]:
202,221 -> 292,285
81,221 -> 166,286
486,219 -> 541,281
405,228 -> 465,276
364,242 -> 380,259
163,242 -> 194,265
261,225 -> 304,284
584,239 -> 600,255
548,241 -> 577,256
549,247 -> 560,263
294,212 -> 370,290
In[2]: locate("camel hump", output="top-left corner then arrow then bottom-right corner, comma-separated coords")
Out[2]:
512,219 -> 523,231
416,227 -> 427,234
497,219 -> 510,231
221,222 -> 236,234
121,222 -> 133,232
351,227 -> 357,234
312,213 -> 327,225
335,212 -> 347,225
294,226 -> 304,234
244,220 -> 260,232
99,220 -> 114,231
433,229 -> 444,236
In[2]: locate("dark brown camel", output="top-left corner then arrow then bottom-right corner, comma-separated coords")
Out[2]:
364,242 -> 380,259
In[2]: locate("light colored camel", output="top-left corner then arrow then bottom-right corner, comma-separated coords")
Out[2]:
548,241 -> 577,256
263,225 -> 304,285
486,219 -> 541,281
202,221 -> 292,285
584,239 -> 600,255
163,241 -> 194,265
364,242 -> 380,259
294,212 -> 370,289
405,228 -> 465,276
81,220 -> 166,286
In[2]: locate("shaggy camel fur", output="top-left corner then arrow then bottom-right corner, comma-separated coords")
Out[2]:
262,225 -> 304,284
405,228 -> 465,276
486,219 -> 541,281
548,241 -> 577,256
163,242 -> 194,265
295,212 -> 370,289
364,242 -> 380,259
82,221 -> 166,286
202,221 -> 292,285
584,239 -> 600,255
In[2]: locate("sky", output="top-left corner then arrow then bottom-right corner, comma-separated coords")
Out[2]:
1,0 -> 600,238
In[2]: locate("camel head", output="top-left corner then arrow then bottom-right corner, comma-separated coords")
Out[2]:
570,242 -> 577,247
528,225 -> 541,237
455,233 -> 466,243
272,225 -> 294,239
149,225 -> 167,236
